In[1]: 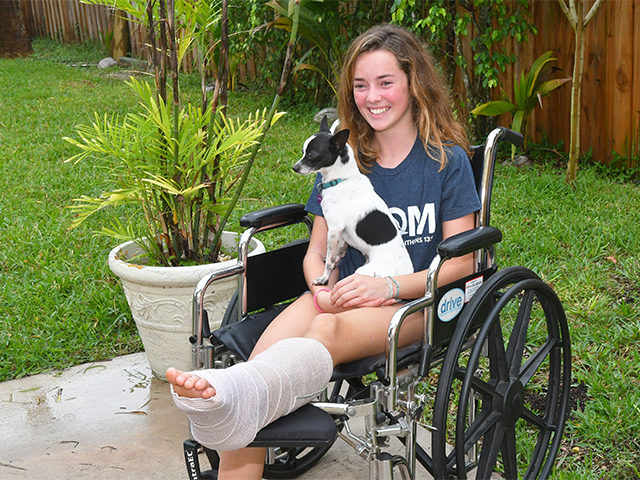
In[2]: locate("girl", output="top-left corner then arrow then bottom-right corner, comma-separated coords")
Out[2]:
167,24 -> 481,479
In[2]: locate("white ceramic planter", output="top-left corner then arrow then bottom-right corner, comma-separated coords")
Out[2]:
108,232 -> 264,379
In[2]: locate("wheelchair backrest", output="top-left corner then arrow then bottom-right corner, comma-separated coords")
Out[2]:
244,238 -> 309,313
470,145 -> 485,196
430,128 -> 524,351
471,142 -> 494,229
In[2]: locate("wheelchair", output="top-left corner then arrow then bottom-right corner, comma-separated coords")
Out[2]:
181,127 -> 572,480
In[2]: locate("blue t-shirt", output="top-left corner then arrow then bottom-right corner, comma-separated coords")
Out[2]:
305,137 -> 481,278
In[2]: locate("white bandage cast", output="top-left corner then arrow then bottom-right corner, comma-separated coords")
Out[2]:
170,337 -> 334,451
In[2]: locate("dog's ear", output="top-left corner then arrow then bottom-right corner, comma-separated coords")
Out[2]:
331,129 -> 350,152
320,115 -> 330,132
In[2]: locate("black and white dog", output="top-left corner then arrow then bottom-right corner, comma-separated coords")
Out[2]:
293,116 -> 413,286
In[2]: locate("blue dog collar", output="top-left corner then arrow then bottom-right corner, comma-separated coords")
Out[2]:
319,178 -> 345,191
317,178 -> 345,202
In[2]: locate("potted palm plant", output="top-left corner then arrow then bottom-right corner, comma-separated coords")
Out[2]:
66,0 -> 299,378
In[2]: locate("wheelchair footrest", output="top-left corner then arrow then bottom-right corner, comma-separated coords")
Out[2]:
248,404 -> 338,448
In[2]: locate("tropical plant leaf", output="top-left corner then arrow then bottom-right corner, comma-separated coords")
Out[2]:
68,0 -> 289,266
511,109 -> 525,135
537,77 -> 571,96
293,63 -> 337,96
142,174 -> 207,198
471,100 -> 515,116
525,50 -> 555,97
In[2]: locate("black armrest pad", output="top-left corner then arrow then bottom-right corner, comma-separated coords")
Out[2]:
437,226 -> 502,258
497,126 -> 524,147
239,203 -> 308,229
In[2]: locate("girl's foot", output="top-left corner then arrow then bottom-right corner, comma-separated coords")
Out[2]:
166,367 -> 217,399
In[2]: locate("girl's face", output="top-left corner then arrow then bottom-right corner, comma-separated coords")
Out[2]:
352,49 -> 414,136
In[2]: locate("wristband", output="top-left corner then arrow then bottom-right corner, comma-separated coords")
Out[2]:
389,276 -> 400,299
385,276 -> 400,300
385,276 -> 393,299
313,288 -> 331,313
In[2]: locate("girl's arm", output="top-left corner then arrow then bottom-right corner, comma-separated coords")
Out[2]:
303,215 -> 344,313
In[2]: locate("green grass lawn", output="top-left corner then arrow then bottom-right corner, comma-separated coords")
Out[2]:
1,39 -> 639,479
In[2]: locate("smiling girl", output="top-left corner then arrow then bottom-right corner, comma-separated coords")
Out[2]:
167,24 -> 480,479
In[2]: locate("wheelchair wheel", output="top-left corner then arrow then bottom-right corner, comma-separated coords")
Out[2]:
432,267 -> 571,479
200,431 -> 335,480
261,444 -> 335,479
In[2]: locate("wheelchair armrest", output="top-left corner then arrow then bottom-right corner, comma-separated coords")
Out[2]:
495,126 -> 524,147
437,226 -> 502,258
239,203 -> 308,229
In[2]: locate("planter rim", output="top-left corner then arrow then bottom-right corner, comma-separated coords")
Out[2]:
108,233 -> 264,287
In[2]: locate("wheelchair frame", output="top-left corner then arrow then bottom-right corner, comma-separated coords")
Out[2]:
184,127 -> 572,480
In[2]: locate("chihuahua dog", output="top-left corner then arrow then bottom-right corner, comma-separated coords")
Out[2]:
293,116 -> 413,286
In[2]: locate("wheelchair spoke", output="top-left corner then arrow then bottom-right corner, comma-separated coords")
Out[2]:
488,322 -> 509,382
518,336 -> 559,386
475,420 -> 505,479
468,374 -> 498,400
462,409 -> 502,454
452,365 -> 466,381
520,404 -> 553,432
505,290 -> 534,378
501,425 -> 518,480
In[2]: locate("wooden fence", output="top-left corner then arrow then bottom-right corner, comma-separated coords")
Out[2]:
18,0 -> 640,165
19,0 -> 112,45
20,0 -> 213,73
498,0 -> 640,167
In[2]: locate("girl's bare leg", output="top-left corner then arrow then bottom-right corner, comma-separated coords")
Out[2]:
305,305 -> 423,365
216,448 -> 267,480
250,293 -> 320,358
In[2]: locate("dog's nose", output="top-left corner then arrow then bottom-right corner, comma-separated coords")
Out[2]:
292,160 -> 304,173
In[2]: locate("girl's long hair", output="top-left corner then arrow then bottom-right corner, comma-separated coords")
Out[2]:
337,24 -> 468,171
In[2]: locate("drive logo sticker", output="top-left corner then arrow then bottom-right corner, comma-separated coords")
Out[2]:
437,288 -> 464,322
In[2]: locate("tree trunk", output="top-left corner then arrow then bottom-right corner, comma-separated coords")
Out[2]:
0,0 -> 32,58
559,0 -> 604,184
566,21 -> 585,183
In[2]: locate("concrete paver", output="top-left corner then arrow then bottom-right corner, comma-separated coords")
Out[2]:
0,353 -> 384,480
1,354 -> 189,479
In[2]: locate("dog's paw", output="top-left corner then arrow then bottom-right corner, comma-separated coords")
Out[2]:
313,277 -> 329,286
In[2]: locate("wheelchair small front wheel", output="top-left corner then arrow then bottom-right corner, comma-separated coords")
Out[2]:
432,267 -> 571,480
261,444 -> 335,479
199,443 -> 333,480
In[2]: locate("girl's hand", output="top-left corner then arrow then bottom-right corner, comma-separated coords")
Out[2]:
330,274 -> 396,309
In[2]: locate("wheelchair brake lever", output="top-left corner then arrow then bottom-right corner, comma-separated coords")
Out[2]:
189,310 -> 213,344
417,343 -> 433,378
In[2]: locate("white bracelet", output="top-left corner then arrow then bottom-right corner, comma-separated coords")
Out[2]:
385,276 -> 393,299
